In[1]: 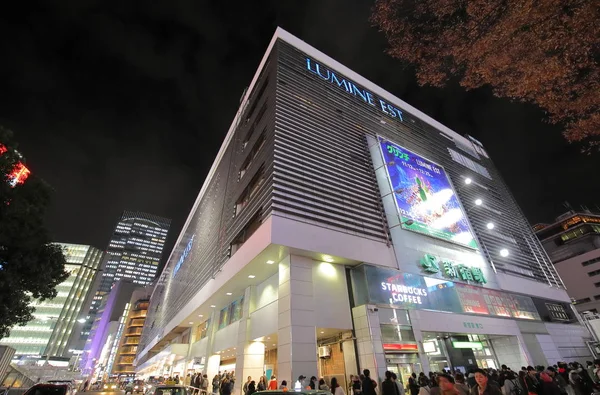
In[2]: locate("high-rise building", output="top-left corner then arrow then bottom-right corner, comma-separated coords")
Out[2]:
0,244 -> 103,359
83,211 -> 170,337
535,210 -> 600,313
81,281 -> 142,380
135,28 -> 591,385
112,289 -> 151,376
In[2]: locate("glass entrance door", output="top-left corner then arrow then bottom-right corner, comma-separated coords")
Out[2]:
387,363 -> 421,388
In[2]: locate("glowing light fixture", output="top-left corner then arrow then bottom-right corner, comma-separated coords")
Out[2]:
198,314 -> 203,318
210,305 -> 216,308
77,318 -> 86,324
464,178 -> 472,185
266,260 -> 275,264
499,249 -> 509,257
226,292 -> 232,296
486,222 -> 495,230
322,255 -> 334,263
248,275 -> 256,278
474,199 -> 483,206
188,321 -> 194,325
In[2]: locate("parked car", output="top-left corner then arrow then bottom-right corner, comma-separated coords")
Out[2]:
149,385 -> 188,395
24,384 -> 70,395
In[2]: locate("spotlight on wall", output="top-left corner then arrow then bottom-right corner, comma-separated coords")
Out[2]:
464,178 -> 472,185
486,223 -> 495,230
499,249 -> 509,257
474,199 -> 483,206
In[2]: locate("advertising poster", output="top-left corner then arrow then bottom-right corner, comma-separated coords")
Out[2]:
455,284 -> 490,315
379,137 -> 477,249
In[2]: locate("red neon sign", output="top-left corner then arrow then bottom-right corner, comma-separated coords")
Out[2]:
383,343 -> 419,351
9,162 -> 31,186
0,142 -> 31,187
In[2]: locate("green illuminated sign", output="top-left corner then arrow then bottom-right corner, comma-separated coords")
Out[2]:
420,254 -> 486,284
452,341 -> 483,350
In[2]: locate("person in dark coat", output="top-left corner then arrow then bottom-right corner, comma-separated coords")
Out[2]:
382,371 -> 398,395
470,369 -> 502,395
362,369 -> 377,395
409,373 -> 420,395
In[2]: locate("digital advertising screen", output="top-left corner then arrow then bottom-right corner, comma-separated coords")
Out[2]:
379,137 -> 477,249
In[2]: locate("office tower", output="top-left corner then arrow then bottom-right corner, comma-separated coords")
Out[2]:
84,211 -> 170,337
135,28 -> 590,384
535,209 -> 600,313
0,244 -> 103,358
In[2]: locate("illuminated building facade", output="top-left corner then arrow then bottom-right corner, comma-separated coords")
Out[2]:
82,211 -> 170,339
112,289 -> 150,376
536,210 -> 600,313
135,28 -> 591,389
81,281 -> 142,380
0,244 -> 103,358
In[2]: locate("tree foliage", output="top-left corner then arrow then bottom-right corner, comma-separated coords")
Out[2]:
371,0 -> 600,150
0,126 -> 68,339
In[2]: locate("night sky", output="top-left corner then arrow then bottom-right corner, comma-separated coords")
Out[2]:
1,1 -> 599,261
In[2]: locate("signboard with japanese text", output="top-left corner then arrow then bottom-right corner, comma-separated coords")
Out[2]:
378,137 -> 478,249
420,253 -> 486,284
359,265 -> 540,321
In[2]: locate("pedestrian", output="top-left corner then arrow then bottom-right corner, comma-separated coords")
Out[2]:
248,381 -> 256,395
524,367 -> 539,395
310,376 -> 317,390
454,373 -> 470,395
352,374 -> 362,395
540,371 -> 561,395
294,376 -> 305,392
383,371 -> 397,395
362,370 -> 378,395
243,376 -> 252,395
268,376 -> 277,390
470,369 -> 502,395
392,373 -> 405,395
257,376 -> 266,391
319,378 -> 330,391
435,373 -> 460,395
212,375 -> 220,395
185,374 -> 192,387
501,371 -> 521,395
547,367 -> 568,395
280,380 -> 288,390
221,377 -> 231,395
332,377 -> 346,395
409,373 -> 420,395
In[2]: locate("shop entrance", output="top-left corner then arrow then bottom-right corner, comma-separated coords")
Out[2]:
422,332 -> 500,373
385,355 -> 422,386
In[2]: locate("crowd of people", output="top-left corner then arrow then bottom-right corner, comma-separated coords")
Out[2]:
397,361 -> 600,395
178,360 -> 600,395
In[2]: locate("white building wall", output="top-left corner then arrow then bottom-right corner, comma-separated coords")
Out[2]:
545,322 -> 593,363
489,336 -> 528,369
312,262 -> 353,330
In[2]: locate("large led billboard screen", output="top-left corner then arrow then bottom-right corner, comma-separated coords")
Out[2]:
379,137 -> 477,249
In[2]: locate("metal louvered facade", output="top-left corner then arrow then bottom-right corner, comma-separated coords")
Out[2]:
139,30 -> 565,356
274,40 -> 562,287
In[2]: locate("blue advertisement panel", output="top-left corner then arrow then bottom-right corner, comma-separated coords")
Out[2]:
363,265 -> 540,320
379,137 -> 477,249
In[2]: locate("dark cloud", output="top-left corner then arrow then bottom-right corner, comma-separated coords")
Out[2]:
0,0 -> 597,263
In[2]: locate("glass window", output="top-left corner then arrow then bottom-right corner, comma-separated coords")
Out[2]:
380,325 -> 416,343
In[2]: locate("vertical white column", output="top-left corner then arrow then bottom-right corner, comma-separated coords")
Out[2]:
205,308 -> 221,378
278,255 -> 318,387
352,305 -> 387,387
235,286 -> 265,395
407,310 -> 430,374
